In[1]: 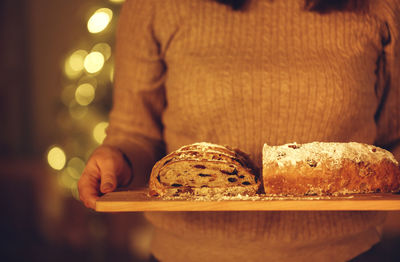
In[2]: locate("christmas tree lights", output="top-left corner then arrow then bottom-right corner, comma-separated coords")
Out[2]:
47,0 -> 124,200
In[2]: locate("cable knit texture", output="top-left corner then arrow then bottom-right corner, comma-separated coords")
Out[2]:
103,0 -> 400,261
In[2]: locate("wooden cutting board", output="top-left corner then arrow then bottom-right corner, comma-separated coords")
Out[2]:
95,188 -> 400,212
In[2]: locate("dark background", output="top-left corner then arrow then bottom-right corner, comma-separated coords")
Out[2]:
0,0 -> 399,261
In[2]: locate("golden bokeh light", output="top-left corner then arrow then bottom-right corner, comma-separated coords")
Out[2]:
87,8 -> 113,34
53,2 -> 122,200
93,122 -> 109,144
69,50 -> 88,71
92,43 -> 112,61
47,146 -> 67,170
84,51 -> 105,74
66,157 -> 86,179
64,50 -> 88,79
64,61 -> 80,79
75,83 -> 95,106
59,170 -> 76,189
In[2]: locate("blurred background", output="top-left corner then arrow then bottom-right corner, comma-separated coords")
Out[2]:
0,0 -> 399,261
0,0 -> 153,261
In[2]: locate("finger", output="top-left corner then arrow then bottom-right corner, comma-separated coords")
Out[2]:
97,158 -> 119,193
78,171 -> 101,209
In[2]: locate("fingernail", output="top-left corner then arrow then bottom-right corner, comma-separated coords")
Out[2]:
102,182 -> 113,192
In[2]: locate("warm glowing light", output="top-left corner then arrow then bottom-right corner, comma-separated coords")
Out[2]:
84,52 -> 105,73
93,122 -> 109,144
47,146 -> 66,170
69,50 -> 87,71
87,8 -> 113,34
92,43 -> 112,61
64,50 -> 88,79
53,2 -> 122,200
59,170 -> 76,189
75,83 -> 95,106
66,157 -> 86,179
64,61 -> 79,79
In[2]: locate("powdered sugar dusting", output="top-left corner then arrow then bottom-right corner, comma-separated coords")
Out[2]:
172,142 -> 235,161
263,142 -> 398,168
177,142 -> 228,152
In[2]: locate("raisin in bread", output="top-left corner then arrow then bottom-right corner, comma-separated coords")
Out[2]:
262,142 -> 400,196
149,142 -> 260,197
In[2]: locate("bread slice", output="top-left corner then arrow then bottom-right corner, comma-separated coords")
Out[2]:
262,142 -> 400,196
149,142 -> 260,197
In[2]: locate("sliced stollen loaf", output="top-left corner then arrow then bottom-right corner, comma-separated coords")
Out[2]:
149,142 -> 260,197
262,142 -> 400,196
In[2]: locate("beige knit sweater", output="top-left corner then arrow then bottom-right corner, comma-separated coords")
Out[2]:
104,0 -> 400,261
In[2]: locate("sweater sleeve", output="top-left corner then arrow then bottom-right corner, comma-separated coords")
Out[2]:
375,0 -> 400,161
103,0 -> 166,185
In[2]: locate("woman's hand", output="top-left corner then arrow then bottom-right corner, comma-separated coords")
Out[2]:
78,145 -> 132,209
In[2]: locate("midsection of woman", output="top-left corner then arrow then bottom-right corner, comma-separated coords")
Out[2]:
108,0 -> 399,261
161,0 -> 383,166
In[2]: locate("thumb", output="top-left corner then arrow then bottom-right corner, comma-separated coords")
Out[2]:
98,158 -> 119,193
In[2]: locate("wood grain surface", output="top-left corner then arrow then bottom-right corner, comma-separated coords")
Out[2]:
95,188 -> 400,212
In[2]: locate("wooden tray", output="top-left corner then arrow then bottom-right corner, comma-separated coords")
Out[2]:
96,189 -> 400,212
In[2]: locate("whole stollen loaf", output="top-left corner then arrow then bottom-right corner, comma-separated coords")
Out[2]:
149,142 -> 260,197
262,142 -> 400,196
